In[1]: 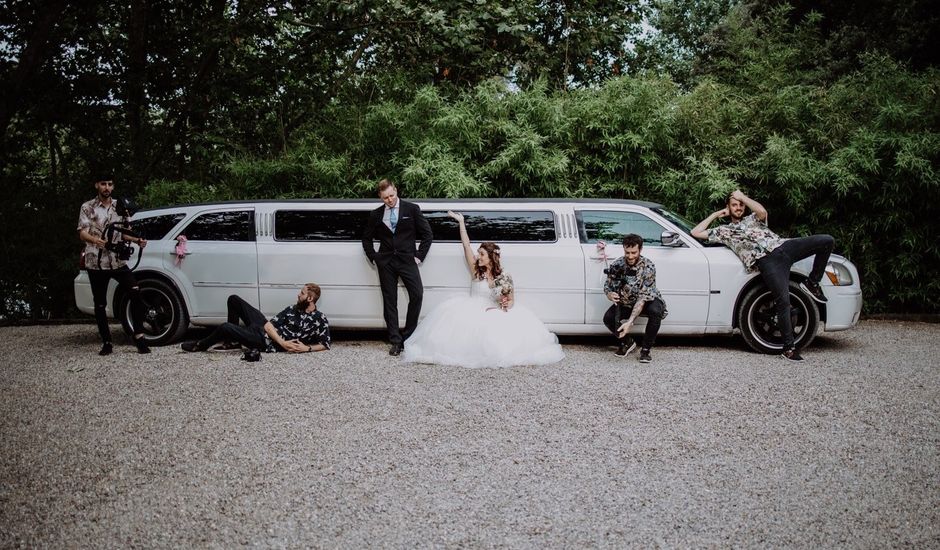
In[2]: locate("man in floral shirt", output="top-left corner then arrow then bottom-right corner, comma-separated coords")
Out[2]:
692,190 -> 833,362
603,234 -> 667,363
180,283 -> 331,355
77,176 -> 150,356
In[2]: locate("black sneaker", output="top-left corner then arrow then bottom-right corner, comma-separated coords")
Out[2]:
614,341 -> 637,357
99,342 -> 113,356
180,340 -> 206,352
639,349 -> 652,363
800,280 -> 828,303
781,348 -> 804,362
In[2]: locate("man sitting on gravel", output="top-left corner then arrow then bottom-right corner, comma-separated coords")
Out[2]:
180,284 -> 330,354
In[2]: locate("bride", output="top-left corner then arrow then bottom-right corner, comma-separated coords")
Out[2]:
403,211 -> 565,368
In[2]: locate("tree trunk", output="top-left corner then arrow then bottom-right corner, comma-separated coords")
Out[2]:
126,0 -> 149,190
0,0 -> 69,144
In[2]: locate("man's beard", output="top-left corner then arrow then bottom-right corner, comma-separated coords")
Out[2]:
294,298 -> 310,311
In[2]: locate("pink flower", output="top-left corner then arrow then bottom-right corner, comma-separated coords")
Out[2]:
174,235 -> 188,266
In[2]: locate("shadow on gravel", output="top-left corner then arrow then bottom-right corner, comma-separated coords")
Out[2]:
809,334 -> 858,351
559,332 -> 751,352
62,325 -> 855,355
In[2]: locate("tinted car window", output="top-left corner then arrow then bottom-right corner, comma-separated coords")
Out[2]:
182,210 -> 255,241
275,210 -> 370,241
577,210 -> 666,246
129,213 -> 185,240
426,211 -> 556,242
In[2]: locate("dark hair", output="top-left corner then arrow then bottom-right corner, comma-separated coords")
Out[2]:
295,282 -> 321,311
475,242 -> 503,279
377,178 -> 395,194
304,282 -> 321,304
622,234 -> 643,250
726,193 -> 745,208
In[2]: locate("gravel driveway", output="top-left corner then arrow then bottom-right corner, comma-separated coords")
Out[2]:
1,321 -> 938,548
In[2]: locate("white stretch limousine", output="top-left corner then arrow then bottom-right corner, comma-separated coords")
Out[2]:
74,199 -> 862,354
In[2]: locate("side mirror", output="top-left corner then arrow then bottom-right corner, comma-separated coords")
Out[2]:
661,231 -> 682,247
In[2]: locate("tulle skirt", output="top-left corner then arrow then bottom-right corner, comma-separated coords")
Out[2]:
403,295 -> 565,368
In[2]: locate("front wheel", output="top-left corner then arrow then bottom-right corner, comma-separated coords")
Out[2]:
119,278 -> 189,346
738,281 -> 819,354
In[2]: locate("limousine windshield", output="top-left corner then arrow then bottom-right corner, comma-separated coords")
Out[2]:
652,207 -> 696,236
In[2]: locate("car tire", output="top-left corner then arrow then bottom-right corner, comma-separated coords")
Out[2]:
119,278 -> 189,346
738,281 -> 819,354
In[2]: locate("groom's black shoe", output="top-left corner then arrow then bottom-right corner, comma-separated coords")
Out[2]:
389,344 -> 403,356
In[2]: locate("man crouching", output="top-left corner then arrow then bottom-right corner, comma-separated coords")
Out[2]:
180,283 -> 330,354
603,234 -> 668,363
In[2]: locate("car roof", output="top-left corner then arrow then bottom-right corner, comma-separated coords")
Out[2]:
138,197 -> 664,214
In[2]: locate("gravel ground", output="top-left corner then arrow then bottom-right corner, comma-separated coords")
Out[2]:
1,321 -> 938,548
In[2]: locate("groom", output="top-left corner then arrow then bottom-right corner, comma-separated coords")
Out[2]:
361,179 -> 433,356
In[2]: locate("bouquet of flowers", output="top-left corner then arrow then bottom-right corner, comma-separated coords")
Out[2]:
489,273 -> 514,311
493,273 -> 513,296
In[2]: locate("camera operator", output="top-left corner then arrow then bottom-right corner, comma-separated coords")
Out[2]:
602,234 -> 668,363
77,176 -> 150,355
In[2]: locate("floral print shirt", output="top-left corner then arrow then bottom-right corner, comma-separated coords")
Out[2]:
264,307 -> 331,353
706,213 -> 784,272
77,197 -> 127,270
603,256 -> 667,317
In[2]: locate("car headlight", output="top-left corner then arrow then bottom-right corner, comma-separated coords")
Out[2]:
825,262 -> 853,286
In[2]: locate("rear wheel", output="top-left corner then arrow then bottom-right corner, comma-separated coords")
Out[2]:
119,278 -> 189,346
738,281 -> 819,354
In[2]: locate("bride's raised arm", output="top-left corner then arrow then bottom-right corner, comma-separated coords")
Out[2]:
448,210 -> 476,272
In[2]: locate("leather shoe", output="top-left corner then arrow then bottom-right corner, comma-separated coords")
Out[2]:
181,340 -> 206,352
134,335 -> 151,354
389,344 -> 403,356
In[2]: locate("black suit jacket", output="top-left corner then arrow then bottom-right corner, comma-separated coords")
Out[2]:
361,200 -> 433,266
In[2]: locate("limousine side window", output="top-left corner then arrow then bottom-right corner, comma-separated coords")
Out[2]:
130,213 -> 186,240
577,210 -> 667,246
182,210 -> 255,241
275,210 -> 369,241
425,211 -> 556,242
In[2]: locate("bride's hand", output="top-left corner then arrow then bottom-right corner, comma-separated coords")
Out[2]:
447,210 -> 464,223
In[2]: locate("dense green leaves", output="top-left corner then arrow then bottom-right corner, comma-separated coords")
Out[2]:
0,0 -> 937,318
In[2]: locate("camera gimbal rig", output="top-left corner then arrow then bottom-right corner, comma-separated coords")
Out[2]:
604,262 -> 637,326
98,196 -> 144,271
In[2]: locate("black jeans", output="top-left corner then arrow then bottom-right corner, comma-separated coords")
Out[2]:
197,295 -> 269,350
755,234 -> 834,349
377,256 -> 423,346
603,297 -> 666,350
88,267 -> 145,344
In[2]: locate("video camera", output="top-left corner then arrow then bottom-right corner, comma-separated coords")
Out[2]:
604,262 -> 638,325
100,196 -> 143,267
603,262 -> 637,282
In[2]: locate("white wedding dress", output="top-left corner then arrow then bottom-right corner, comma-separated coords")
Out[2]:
403,278 -> 565,368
